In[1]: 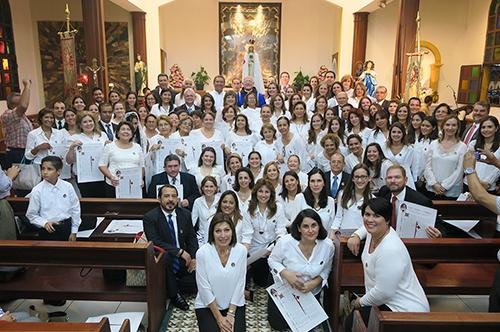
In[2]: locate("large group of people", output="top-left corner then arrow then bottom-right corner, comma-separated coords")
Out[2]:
0,70 -> 499,331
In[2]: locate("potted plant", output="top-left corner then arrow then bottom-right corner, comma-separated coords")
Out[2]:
191,66 -> 210,90
292,70 -> 310,91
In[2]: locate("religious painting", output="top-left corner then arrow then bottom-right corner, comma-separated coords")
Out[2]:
37,21 -> 130,106
219,2 -> 281,87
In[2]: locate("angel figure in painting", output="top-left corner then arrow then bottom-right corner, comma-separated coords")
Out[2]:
359,60 -> 378,97
242,39 -> 265,94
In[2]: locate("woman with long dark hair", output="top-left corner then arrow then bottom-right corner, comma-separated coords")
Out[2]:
363,142 -> 393,193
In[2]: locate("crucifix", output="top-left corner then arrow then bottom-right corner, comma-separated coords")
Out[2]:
404,11 -> 428,101
85,58 -> 105,87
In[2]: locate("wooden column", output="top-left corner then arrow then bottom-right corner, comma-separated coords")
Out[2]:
351,12 -> 369,77
391,0 -> 420,99
132,12 -> 147,63
82,0 -> 108,95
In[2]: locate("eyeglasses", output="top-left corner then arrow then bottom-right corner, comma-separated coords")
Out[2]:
353,175 -> 369,180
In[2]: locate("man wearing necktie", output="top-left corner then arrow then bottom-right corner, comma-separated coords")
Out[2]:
143,185 -> 198,311
325,153 -> 349,200
174,88 -> 201,114
98,103 -> 117,141
462,101 -> 490,145
52,101 -> 66,130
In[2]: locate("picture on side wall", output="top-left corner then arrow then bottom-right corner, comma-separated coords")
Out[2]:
219,2 -> 281,88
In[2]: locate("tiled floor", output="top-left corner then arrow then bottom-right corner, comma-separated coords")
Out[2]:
0,295 -> 490,331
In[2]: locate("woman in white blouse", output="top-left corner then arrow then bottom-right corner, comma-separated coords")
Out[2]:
242,179 -> 287,286
111,101 -> 126,125
148,115 -> 172,152
424,115 -> 467,199
382,122 -> 416,189
277,171 -> 303,226
254,123 -> 279,166
346,109 -> 371,147
215,105 -> 236,137
192,147 -> 225,188
367,109 -> 390,147
286,154 -> 308,190
62,108 -> 78,136
314,96 -> 328,119
345,197 -> 429,331
190,111 -> 225,149
241,92 -> 261,125
195,213 -> 247,332
464,116 -> 500,193
232,167 -> 254,211
247,150 -> 264,181
332,164 -> 373,233
289,101 -> 309,140
192,176 -> 220,247
25,109 -> 66,165
263,161 -> 281,194
306,113 -> 326,169
150,89 -> 175,117
98,121 -> 145,197
363,143 -> 393,193
276,116 -> 307,174
296,168 -> 336,230
224,114 -> 258,160
345,134 -> 364,174
220,154 -> 242,193
66,112 -> 108,197
412,116 -> 439,191
268,209 -> 334,331
302,83 -> 316,111
215,190 -> 244,243
270,95 -> 289,124
314,133 -> 341,173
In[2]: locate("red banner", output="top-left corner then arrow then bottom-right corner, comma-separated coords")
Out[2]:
60,32 -> 78,102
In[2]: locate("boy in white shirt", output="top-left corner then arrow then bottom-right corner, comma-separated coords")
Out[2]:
26,156 -> 81,241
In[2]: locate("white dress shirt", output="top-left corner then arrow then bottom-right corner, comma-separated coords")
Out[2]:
225,132 -> 259,164
346,128 -> 372,148
333,192 -> 374,230
344,153 -> 362,174
254,140 -> 279,166
411,138 -> 433,180
275,134 -> 308,173
25,128 -> 67,164
241,204 -> 287,254
175,92 -> 201,107
209,90 -> 226,111
295,193 -> 336,230
192,165 -> 225,188
277,195 -> 303,225
161,208 -> 180,247
268,234 -> 335,295
314,152 -> 332,173
26,178 -> 81,233
191,194 -> 220,246
98,142 -> 145,185
195,243 -> 247,309
150,103 -> 174,117
367,129 -> 388,147
424,140 -> 467,197
303,96 -> 316,111
360,228 -> 430,312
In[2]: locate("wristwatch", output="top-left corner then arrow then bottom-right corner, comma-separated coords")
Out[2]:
464,167 -> 476,176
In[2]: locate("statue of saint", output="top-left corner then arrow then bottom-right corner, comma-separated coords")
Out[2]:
242,39 -> 265,94
134,54 -> 148,96
359,60 -> 378,97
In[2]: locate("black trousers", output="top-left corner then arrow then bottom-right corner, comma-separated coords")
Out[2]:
195,306 -> 246,332
247,257 -> 270,287
104,182 -> 116,198
344,304 -> 391,331
165,254 -> 197,298
38,218 -> 72,241
489,266 -> 500,312
77,180 -> 106,198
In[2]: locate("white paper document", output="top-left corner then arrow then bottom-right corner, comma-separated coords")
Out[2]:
76,143 -> 104,183
76,217 -> 105,238
86,312 -> 144,332
49,144 -> 71,179
103,220 -> 143,234
444,219 -> 480,233
396,201 -> 436,238
115,167 -> 142,198
230,141 -> 253,165
154,138 -> 183,175
266,282 -> 328,332
190,139 -> 224,167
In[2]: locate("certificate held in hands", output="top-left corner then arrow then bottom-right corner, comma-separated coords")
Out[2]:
396,201 -> 436,238
115,167 -> 143,198
76,143 -> 104,183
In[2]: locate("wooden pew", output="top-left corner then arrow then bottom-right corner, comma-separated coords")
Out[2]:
0,241 -> 166,332
328,236 -> 500,331
352,306 -> 500,332
0,317 -> 130,332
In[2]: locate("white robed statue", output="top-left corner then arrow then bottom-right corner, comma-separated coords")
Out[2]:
242,39 -> 265,94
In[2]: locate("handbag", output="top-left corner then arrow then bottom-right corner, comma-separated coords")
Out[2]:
12,157 -> 41,191
126,231 -> 165,287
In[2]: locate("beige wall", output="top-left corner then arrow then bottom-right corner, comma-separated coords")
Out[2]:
1,0 -> 133,114
365,0 -> 399,95
159,0 -> 341,89
366,0 -> 490,107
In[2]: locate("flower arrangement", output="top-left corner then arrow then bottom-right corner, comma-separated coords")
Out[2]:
169,64 -> 184,89
317,65 -> 329,81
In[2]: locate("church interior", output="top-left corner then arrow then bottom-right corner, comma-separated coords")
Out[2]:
0,0 -> 499,331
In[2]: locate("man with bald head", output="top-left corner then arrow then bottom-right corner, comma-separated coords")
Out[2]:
331,91 -> 349,117
375,86 -> 390,111
236,76 -> 266,107
174,88 -> 201,114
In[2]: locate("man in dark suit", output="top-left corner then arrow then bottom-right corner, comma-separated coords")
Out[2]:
461,101 -> 490,145
374,86 -> 390,112
152,73 -> 177,104
347,165 -> 467,255
173,88 -> 201,115
147,154 -> 200,210
97,103 -> 117,141
236,76 -> 266,107
330,91 -> 349,118
324,152 -> 349,200
143,184 -> 198,311
52,101 -> 66,130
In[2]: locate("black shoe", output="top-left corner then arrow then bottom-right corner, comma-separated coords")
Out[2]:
171,293 -> 189,311
43,299 -> 67,306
